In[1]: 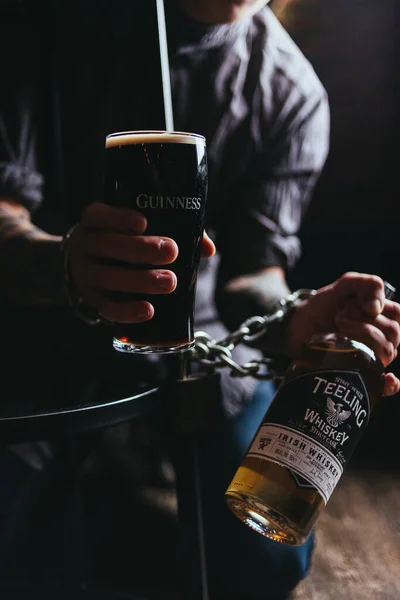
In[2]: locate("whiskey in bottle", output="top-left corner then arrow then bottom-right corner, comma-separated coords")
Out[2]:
225,284 -> 395,546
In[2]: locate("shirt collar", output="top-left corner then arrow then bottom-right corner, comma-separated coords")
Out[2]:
166,1 -> 251,53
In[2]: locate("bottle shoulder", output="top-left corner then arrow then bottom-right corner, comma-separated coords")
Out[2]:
306,333 -> 377,361
286,332 -> 384,401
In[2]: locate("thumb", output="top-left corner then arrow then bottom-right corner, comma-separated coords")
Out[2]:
336,272 -> 384,318
201,230 -> 216,258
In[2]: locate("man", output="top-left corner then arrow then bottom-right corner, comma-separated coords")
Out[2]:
0,1 -> 399,599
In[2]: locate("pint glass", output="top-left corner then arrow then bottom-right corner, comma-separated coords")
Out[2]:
104,130 -> 208,354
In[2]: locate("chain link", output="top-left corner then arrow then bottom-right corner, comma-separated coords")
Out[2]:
189,289 -> 316,380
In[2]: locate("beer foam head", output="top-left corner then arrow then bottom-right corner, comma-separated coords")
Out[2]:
106,130 -> 205,148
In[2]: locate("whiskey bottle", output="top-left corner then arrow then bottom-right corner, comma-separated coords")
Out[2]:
225,283 -> 395,546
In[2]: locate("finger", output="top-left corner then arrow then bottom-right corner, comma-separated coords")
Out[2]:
85,232 -> 179,265
88,265 -> 177,295
382,300 -> 400,324
95,299 -> 155,324
335,314 -> 398,366
336,272 -> 385,317
201,230 -> 216,258
382,372 -> 400,397
82,203 -> 147,234
335,310 -> 400,350
345,299 -> 400,325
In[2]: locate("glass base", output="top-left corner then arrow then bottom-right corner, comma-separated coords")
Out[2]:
225,491 -> 306,546
113,338 -> 195,355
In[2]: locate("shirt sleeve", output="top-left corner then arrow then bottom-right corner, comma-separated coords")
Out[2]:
0,23 -> 43,213
217,77 -> 330,278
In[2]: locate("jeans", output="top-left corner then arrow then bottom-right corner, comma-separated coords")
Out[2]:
186,379 -> 315,599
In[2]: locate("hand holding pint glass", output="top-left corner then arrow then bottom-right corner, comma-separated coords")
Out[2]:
103,130 -> 209,354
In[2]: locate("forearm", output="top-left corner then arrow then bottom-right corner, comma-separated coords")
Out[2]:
216,266 -> 295,356
216,266 -> 290,327
0,199 -> 64,307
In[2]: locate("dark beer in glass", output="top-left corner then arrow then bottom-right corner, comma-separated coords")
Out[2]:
104,130 -> 208,354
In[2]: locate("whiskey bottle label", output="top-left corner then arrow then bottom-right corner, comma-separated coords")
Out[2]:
247,370 -> 370,504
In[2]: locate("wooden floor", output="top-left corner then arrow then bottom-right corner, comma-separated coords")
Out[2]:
97,402 -> 400,599
290,420 -> 400,600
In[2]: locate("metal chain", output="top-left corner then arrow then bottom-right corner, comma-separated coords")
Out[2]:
189,289 -> 316,380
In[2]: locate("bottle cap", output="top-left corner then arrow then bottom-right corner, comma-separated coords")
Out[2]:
383,281 -> 396,300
